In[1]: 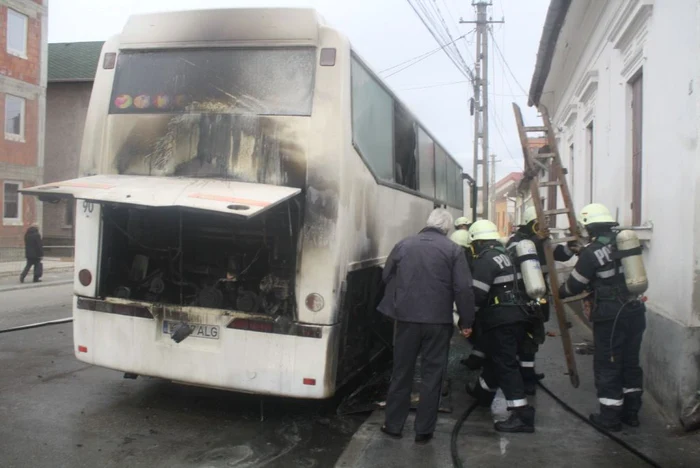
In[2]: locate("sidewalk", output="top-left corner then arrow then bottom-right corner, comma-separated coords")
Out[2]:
335,308 -> 700,467
0,258 -> 74,278
0,269 -> 73,293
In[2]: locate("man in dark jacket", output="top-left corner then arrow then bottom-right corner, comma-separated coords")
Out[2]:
378,208 -> 475,444
20,226 -> 44,283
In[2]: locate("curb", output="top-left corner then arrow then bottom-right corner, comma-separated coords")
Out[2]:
0,279 -> 73,293
0,267 -> 74,280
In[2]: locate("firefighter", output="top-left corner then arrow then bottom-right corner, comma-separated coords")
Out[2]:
454,216 -> 471,231
506,206 -> 577,394
450,229 -> 473,269
450,229 -> 483,369
559,203 -> 646,432
467,220 -> 535,433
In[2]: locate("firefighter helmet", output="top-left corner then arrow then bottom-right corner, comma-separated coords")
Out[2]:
523,206 -> 538,225
579,203 -> 615,226
450,229 -> 471,248
468,220 -> 500,241
454,216 -> 471,229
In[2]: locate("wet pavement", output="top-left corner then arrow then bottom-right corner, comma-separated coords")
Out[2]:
336,310 -> 700,468
0,286 -> 366,468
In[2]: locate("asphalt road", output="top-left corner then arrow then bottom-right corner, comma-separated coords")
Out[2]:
0,286 -> 366,468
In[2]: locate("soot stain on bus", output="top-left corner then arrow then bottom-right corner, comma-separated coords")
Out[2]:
99,112 -> 311,320
113,112 -> 306,188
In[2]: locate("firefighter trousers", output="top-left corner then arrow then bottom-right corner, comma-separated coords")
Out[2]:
593,312 -> 646,415
480,323 -> 528,409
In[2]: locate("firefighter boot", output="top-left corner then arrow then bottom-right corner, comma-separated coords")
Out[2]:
589,405 -> 622,432
494,405 -> 535,433
622,393 -> 642,427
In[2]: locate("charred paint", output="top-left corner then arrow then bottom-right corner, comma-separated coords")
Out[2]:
111,113 -> 307,189
303,167 -> 340,249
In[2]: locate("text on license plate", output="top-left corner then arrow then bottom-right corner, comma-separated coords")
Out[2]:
162,320 -> 220,340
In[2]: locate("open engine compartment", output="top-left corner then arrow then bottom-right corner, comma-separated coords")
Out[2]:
97,199 -> 302,318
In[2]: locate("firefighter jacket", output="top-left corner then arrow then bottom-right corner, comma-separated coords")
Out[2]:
471,242 -> 529,331
558,231 -> 645,322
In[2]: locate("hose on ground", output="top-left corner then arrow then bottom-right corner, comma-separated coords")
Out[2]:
450,401 -> 479,468
537,382 -> 662,468
0,317 -> 73,334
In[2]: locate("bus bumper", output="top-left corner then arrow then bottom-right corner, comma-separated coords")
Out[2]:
72,297 -> 339,399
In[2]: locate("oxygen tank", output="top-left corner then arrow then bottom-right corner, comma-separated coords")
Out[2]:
616,230 -> 648,295
515,239 -> 547,299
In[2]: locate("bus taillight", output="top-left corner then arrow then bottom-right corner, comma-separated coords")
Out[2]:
228,318 -> 273,333
78,269 -> 92,286
305,293 -> 324,312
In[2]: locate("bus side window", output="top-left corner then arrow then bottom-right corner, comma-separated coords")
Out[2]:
393,104 -> 417,190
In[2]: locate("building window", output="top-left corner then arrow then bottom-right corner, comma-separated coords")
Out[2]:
4,95 -> 25,140
630,72 -> 643,225
7,9 -> 28,58
586,122 -> 594,203
3,181 -> 22,224
351,58 -> 394,182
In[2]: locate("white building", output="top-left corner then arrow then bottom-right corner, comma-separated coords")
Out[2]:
529,0 -> 700,419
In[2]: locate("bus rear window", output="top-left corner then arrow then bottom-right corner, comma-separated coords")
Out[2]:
109,48 -> 315,116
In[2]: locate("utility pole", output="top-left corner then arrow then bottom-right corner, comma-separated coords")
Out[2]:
489,153 -> 500,189
461,1 -> 503,220
489,153 -> 501,220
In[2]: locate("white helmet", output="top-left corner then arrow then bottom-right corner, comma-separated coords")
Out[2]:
450,229 -> 471,248
523,206 -> 538,225
468,220 -> 500,241
454,216 -> 471,229
579,203 -> 615,226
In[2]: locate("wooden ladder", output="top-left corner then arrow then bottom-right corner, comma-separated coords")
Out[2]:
512,103 -> 581,388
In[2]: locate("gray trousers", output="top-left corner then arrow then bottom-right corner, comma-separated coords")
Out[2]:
384,321 -> 452,435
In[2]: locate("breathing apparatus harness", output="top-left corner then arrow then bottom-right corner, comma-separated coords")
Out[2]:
473,241 -> 528,309
589,230 -> 645,363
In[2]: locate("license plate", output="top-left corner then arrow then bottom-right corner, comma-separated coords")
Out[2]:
162,320 -> 220,340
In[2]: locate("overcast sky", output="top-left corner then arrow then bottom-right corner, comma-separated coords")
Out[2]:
48,0 -> 549,181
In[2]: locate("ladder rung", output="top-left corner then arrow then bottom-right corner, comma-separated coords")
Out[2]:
543,208 -> 570,216
533,153 -> 556,160
525,126 -> 548,132
539,181 -> 562,187
550,236 -> 578,244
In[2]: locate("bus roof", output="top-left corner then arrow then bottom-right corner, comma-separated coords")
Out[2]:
120,8 -> 327,48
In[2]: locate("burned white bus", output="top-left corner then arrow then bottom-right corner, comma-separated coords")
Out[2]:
23,8 -> 465,398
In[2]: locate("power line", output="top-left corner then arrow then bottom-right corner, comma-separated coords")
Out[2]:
399,80 -> 470,91
489,28 -> 528,96
489,95 -> 521,168
406,0 -> 475,81
380,32 -> 472,78
385,47 -> 443,78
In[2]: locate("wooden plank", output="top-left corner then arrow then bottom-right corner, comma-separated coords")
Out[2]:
524,126 -> 547,132
550,236 -> 578,244
543,208 -> 570,216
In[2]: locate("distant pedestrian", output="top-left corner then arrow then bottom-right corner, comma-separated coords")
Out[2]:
20,226 -> 43,283
378,208 -> 475,444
